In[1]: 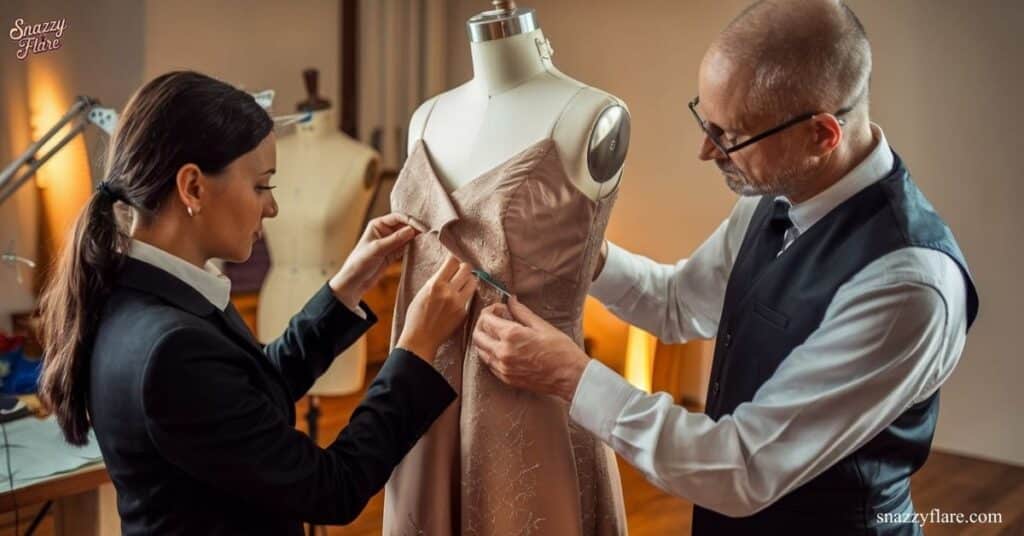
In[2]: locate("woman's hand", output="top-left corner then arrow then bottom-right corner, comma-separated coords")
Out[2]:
329,213 -> 419,309
397,254 -> 478,362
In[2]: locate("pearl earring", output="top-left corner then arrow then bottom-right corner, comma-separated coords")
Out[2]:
187,206 -> 194,217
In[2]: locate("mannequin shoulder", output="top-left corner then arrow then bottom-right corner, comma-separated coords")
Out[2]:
406,96 -> 439,156
406,82 -> 483,155
407,96 -> 440,136
553,86 -> 631,197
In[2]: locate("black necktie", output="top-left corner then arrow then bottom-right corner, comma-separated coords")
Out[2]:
749,199 -> 793,276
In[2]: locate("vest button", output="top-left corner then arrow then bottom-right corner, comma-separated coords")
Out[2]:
711,381 -> 720,395
724,331 -> 733,348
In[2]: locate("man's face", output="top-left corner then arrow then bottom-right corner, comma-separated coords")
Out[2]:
695,48 -> 816,197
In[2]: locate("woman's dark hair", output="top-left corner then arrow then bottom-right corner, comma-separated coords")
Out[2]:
39,71 -> 273,445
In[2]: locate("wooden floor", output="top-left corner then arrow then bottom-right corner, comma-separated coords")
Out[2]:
297,373 -> 1024,536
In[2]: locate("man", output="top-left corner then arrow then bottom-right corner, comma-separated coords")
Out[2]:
471,0 -> 980,534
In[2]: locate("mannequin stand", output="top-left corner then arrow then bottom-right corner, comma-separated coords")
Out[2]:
305,396 -> 322,536
305,396 -> 321,443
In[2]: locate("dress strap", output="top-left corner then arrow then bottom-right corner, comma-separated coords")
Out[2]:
548,85 -> 588,138
419,95 -> 442,141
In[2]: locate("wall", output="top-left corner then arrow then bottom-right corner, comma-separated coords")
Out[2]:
856,0 -> 1023,467
444,0 -> 1024,466
0,0 -> 37,333
144,0 -> 340,122
1,0 -> 144,322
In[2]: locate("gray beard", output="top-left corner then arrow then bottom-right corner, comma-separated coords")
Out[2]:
722,162 -> 807,198
724,171 -> 765,196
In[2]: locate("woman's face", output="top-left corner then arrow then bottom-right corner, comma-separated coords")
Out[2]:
201,133 -> 279,263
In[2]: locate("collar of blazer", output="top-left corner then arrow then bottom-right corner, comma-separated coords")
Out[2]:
117,256 -> 219,317
117,257 -> 268,359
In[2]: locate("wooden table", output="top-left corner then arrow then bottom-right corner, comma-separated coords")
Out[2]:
0,397 -> 112,535
0,462 -> 108,513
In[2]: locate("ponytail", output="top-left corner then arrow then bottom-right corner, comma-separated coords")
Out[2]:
38,185 -> 127,445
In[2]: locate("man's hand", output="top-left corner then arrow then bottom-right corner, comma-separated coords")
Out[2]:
330,213 -> 418,309
472,296 -> 590,402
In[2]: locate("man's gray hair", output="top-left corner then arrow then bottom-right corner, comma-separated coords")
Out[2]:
717,0 -> 872,121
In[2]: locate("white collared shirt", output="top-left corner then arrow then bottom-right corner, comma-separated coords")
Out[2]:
127,239 -> 232,310
571,125 -> 969,517
778,125 -> 895,252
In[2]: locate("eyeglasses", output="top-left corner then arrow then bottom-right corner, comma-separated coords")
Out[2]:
688,96 -> 853,155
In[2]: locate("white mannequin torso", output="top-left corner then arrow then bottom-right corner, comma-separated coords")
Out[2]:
406,29 -> 627,201
259,108 -> 379,395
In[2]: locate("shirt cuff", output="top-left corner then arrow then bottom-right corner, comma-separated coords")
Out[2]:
569,359 -> 640,441
589,241 -> 634,305
349,303 -> 367,319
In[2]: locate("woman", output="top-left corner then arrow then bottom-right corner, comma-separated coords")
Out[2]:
37,71 -> 477,535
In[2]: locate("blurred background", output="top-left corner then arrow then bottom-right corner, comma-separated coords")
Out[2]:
1,1 -> 1021,534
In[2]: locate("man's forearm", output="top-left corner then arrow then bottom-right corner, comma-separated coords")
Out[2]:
570,272 -> 962,518
589,242 -> 708,343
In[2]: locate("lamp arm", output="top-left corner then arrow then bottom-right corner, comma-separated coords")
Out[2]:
0,96 -> 98,206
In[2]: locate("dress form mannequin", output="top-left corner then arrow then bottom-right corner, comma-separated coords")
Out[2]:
259,70 -> 380,396
406,2 -> 630,200
383,4 -> 630,534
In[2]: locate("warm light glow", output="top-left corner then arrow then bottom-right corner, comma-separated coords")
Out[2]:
29,70 -> 67,190
27,61 -> 93,254
623,325 -> 656,392
582,296 -> 630,371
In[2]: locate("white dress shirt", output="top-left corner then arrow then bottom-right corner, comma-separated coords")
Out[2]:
570,125 -> 969,517
127,239 -> 233,310
126,239 -> 366,318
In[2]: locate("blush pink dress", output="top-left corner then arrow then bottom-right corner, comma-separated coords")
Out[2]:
384,92 -> 627,535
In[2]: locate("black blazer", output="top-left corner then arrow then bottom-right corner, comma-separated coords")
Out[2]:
87,257 -> 456,535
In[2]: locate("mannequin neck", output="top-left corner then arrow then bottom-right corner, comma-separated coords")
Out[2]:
469,29 -> 552,97
295,109 -> 334,140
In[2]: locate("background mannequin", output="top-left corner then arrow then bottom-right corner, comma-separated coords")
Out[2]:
259,69 -> 379,395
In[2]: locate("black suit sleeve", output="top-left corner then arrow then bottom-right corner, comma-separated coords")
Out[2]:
262,283 -> 378,401
141,327 -> 456,525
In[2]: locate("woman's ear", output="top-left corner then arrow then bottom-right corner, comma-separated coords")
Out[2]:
175,163 -> 204,215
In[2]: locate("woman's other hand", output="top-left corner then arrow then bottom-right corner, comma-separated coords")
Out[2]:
329,213 -> 419,309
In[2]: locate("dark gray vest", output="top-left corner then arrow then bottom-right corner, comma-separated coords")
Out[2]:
693,152 -> 979,535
